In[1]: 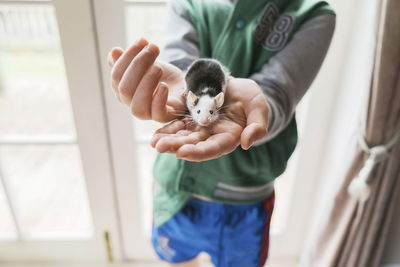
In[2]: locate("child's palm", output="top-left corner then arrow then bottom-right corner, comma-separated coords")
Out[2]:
151,78 -> 269,161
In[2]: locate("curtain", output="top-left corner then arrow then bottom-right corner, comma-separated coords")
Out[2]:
299,0 -> 400,266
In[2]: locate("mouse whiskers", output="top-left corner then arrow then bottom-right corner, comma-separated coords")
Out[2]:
217,104 -> 231,112
170,110 -> 190,119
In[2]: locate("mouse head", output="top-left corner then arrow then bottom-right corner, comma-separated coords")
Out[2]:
187,90 -> 224,126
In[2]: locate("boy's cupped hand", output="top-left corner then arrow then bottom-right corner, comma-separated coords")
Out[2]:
108,38 -> 185,123
108,38 -> 269,162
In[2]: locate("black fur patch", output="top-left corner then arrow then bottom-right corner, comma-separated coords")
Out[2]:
185,59 -> 226,97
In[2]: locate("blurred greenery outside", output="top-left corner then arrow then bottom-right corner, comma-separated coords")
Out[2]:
0,51 -> 65,100
4,51 -> 64,76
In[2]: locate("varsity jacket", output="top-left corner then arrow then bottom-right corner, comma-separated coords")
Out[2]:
153,0 -> 335,227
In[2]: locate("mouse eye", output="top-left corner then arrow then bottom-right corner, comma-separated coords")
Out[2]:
209,110 -> 213,114
197,110 -> 200,114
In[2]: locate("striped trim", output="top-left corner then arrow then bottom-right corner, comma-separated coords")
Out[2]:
213,189 -> 271,201
258,192 -> 275,267
216,182 -> 274,193
213,182 -> 274,201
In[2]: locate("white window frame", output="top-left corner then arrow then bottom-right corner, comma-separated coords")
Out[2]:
91,0 -> 160,260
0,0 -> 122,262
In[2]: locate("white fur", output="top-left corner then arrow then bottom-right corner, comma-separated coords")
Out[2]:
189,94 -> 219,126
202,87 -> 209,94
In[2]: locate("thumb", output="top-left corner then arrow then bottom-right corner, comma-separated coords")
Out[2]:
151,82 -> 182,123
107,47 -> 124,67
240,99 -> 269,150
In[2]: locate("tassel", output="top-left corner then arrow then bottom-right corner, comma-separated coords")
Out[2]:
348,145 -> 388,202
348,125 -> 400,202
348,157 -> 374,202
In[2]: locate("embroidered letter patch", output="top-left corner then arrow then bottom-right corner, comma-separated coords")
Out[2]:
253,2 -> 295,51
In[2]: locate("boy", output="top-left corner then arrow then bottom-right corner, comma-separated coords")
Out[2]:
108,0 -> 335,266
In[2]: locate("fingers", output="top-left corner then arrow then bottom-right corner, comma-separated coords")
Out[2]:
110,38 -> 148,88
130,64 -> 162,119
241,123 -> 267,149
176,120 -> 242,161
118,43 -> 160,106
240,95 -> 269,150
151,83 -> 180,123
176,132 -> 239,162
107,47 -> 123,67
108,40 -> 177,122
151,118 -> 242,161
108,47 -> 125,102
110,38 -> 150,105
151,83 -> 169,122
150,120 -> 186,148
156,131 -> 209,154
151,121 -> 210,154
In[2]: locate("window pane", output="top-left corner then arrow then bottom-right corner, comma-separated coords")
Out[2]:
0,4 -> 93,241
0,145 -> 93,240
125,3 -> 167,46
0,5 -> 76,137
0,180 -> 18,240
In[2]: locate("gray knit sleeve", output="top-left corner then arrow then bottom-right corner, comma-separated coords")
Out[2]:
250,14 -> 336,143
159,0 -> 200,70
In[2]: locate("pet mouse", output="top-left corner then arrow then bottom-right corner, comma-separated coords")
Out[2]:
184,58 -> 229,126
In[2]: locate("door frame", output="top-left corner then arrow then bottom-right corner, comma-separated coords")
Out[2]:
90,0 -> 153,260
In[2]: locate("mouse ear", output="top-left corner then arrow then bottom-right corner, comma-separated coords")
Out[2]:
215,92 -> 225,108
187,91 -> 199,108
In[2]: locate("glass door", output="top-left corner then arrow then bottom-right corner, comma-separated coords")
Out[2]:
0,0 -> 121,262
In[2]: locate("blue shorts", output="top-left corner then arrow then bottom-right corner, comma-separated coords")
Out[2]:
152,193 -> 275,267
